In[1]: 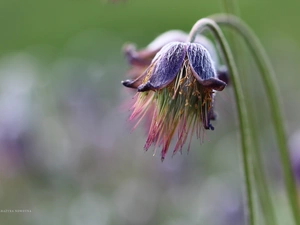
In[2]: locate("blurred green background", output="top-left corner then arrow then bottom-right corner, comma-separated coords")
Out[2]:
0,0 -> 299,224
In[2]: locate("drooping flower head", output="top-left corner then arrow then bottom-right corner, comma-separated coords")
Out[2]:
122,42 -> 226,160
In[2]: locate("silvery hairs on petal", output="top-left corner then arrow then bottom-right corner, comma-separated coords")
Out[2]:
138,42 -> 186,92
194,35 -> 219,67
187,43 -> 226,91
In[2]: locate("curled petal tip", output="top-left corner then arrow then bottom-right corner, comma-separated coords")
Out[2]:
122,79 -> 136,88
217,65 -> 229,85
137,82 -> 155,92
122,69 -> 149,89
199,78 -> 227,91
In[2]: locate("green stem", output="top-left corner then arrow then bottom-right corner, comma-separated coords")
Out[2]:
219,2 -> 276,223
248,95 -> 277,225
211,14 -> 300,225
220,3 -> 268,224
220,0 -> 239,58
188,19 -> 254,225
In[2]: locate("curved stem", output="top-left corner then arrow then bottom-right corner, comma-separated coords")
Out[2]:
188,19 -> 254,225
218,3 -> 276,223
211,14 -> 300,225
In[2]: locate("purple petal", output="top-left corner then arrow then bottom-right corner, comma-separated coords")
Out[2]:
138,42 -> 186,92
187,43 -> 226,91
217,65 -> 229,85
194,35 -> 219,67
123,43 -> 158,67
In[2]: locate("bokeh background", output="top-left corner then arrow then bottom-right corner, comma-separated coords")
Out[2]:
0,0 -> 299,224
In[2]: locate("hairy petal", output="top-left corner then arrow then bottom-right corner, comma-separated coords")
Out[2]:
138,42 -> 186,92
194,35 -> 219,67
187,43 -> 226,91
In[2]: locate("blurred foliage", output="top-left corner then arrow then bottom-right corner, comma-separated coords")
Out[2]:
0,0 -> 299,225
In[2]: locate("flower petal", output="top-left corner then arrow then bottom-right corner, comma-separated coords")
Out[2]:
217,65 -> 229,85
187,43 -> 226,91
194,35 -> 219,67
123,30 -> 189,68
199,78 -> 227,91
123,43 -> 157,67
138,42 -> 186,92
121,68 -> 149,89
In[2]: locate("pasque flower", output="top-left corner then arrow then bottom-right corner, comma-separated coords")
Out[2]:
122,41 -> 226,160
